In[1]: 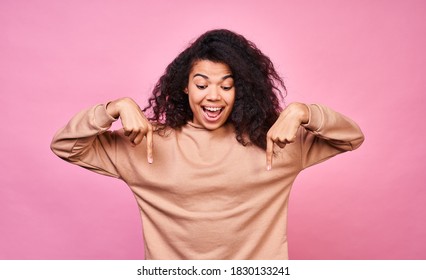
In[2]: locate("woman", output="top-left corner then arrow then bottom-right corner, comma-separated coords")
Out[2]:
51,29 -> 364,259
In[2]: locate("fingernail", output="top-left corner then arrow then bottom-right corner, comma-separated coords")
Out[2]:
148,157 -> 153,164
267,165 -> 271,171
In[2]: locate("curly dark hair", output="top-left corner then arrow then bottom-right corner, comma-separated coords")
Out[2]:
143,29 -> 286,150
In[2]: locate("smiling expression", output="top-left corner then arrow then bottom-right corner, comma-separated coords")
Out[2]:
185,60 -> 235,130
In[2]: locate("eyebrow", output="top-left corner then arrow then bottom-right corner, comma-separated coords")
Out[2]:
193,73 -> 234,80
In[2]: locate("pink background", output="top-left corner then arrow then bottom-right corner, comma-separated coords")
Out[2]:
1,0 -> 425,259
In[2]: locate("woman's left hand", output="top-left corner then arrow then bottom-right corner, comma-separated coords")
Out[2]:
266,102 -> 309,170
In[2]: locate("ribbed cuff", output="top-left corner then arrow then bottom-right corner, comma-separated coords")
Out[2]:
94,104 -> 117,129
301,104 -> 324,132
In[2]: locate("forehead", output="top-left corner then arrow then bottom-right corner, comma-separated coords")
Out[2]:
190,60 -> 232,77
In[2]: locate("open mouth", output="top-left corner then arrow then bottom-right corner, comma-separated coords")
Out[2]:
202,106 -> 224,121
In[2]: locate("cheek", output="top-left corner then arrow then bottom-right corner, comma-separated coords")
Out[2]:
187,91 -> 203,108
225,91 -> 236,106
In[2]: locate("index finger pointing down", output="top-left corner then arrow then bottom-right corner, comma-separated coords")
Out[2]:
266,137 -> 273,171
146,127 -> 153,164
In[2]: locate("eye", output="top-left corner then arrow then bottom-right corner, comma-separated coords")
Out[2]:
196,85 -> 207,90
221,86 -> 233,91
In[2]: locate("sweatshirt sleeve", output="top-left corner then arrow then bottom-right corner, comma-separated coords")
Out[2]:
50,104 -> 121,178
299,104 -> 364,169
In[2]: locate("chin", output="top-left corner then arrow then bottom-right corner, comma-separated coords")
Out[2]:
198,121 -> 224,130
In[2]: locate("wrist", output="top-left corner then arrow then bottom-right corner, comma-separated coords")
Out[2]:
288,102 -> 309,124
299,103 -> 309,124
106,100 -> 121,119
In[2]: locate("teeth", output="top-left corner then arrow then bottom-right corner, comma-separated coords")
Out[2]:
204,106 -> 222,112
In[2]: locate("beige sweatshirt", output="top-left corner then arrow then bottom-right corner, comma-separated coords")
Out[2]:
51,103 -> 364,259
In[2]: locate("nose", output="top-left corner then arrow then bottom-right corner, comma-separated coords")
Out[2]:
206,86 -> 222,101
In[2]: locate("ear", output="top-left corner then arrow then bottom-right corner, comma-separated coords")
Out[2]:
184,88 -> 188,94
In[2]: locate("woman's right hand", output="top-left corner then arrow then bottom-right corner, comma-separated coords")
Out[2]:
106,97 -> 153,164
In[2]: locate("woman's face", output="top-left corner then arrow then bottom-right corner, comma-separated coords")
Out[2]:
185,60 -> 235,130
